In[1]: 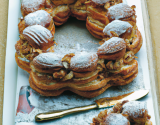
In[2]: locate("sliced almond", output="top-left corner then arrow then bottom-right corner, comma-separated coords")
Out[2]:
62,62 -> 69,69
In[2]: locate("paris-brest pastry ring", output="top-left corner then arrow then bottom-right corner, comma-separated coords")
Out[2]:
15,0 -> 143,98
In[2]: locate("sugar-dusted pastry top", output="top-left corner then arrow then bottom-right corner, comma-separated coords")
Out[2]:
122,101 -> 147,118
91,0 -> 110,4
104,113 -> 130,125
23,25 -> 54,50
107,3 -> 135,20
70,52 -> 98,72
21,0 -> 45,12
23,25 -> 53,46
103,20 -> 133,37
24,10 -> 52,27
33,53 -> 63,68
85,0 -> 124,39
97,37 -> 126,54
32,51 -> 99,73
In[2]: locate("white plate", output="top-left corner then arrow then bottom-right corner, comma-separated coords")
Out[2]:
3,0 -> 157,125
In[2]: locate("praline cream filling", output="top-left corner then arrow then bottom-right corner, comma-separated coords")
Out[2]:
33,69 -> 99,82
31,58 -> 104,84
16,41 -> 41,61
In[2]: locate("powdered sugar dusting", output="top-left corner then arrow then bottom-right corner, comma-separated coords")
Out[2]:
53,18 -> 100,55
103,20 -> 133,37
15,108 -> 44,122
108,3 -> 134,20
70,52 -> 98,69
92,0 -> 110,4
24,10 -> 52,27
105,113 -> 129,125
23,25 -> 53,45
15,64 -> 145,124
21,0 -> 45,12
122,101 -> 147,118
34,53 -> 63,67
98,37 -> 125,54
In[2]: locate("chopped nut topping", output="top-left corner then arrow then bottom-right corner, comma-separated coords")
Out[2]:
98,74 -> 104,80
106,58 -> 123,70
97,65 -> 103,72
53,70 -> 67,79
15,40 -> 40,60
98,59 -> 106,68
62,71 -> 74,81
110,31 -> 119,37
62,62 -> 69,69
62,53 -> 75,63
19,34 -> 26,40
123,51 -> 135,64
104,2 -> 110,9
62,53 -> 75,69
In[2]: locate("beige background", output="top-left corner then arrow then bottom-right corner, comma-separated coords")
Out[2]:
0,0 -> 159,124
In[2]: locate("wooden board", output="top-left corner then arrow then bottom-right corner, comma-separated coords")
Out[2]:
141,0 -> 160,124
0,0 -> 9,124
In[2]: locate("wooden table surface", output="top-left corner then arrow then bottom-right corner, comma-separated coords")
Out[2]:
0,0 -> 159,124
